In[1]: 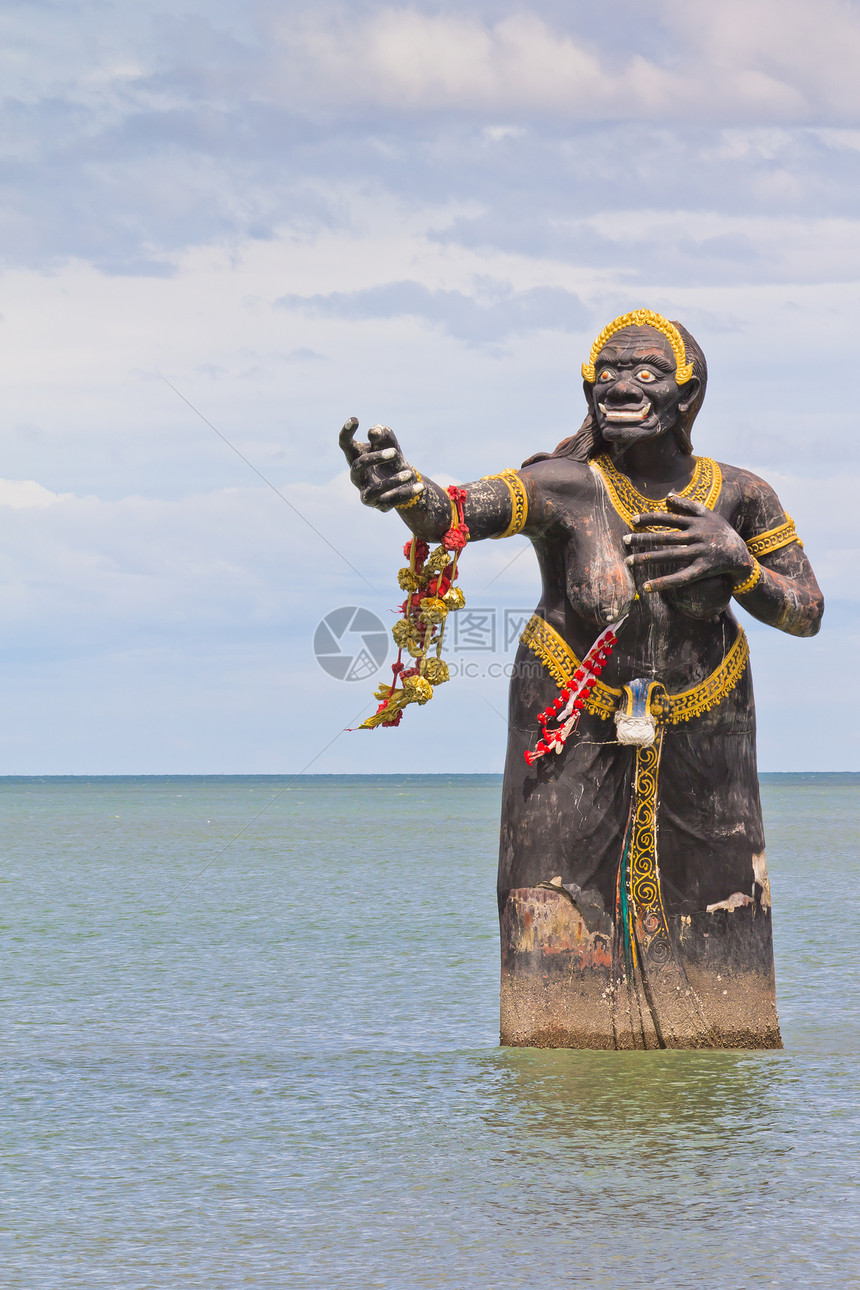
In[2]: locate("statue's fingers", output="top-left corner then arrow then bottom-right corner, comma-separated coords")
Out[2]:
626,545 -> 704,567
386,469 -> 417,490
666,493 -> 708,515
374,483 -> 424,513
356,447 -> 401,469
379,480 -> 424,507
623,530 -> 695,549
360,480 -> 423,512
350,459 -> 379,488
360,469 -> 416,504
642,560 -> 710,593
339,416 -> 365,464
367,424 -> 400,452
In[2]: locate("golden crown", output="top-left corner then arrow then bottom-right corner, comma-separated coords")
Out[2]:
581,309 -> 694,385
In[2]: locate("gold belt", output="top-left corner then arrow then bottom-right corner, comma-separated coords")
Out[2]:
520,615 -> 749,724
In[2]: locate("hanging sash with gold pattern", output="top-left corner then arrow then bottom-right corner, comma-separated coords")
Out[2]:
612,720 -> 717,1048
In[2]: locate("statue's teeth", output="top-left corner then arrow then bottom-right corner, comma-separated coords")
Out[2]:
598,402 -> 651,423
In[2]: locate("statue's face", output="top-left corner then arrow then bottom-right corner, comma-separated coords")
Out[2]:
588,326 -> 695,450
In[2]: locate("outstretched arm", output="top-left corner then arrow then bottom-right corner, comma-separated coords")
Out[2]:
338,417 -> 526,542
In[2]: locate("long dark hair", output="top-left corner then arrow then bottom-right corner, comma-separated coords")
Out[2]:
522,322 -> 707,467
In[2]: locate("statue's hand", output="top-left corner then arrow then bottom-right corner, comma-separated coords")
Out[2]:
339,417 -> 425,513
622,494 -> 756,595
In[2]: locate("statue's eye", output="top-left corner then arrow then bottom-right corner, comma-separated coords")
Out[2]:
637,369 -> 657,382
598,369 -> 613,382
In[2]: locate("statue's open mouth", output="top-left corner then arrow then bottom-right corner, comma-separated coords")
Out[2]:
598,402 -> 652,424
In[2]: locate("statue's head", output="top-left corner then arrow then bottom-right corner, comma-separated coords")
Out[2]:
581,309 -> 707,455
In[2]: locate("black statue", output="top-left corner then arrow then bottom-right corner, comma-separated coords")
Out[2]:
339,309 -> 823,1049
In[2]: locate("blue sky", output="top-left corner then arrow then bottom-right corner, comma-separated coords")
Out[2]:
0,0 -> 856,772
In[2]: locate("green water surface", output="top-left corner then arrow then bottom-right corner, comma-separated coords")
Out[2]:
2,774 -> 858,1288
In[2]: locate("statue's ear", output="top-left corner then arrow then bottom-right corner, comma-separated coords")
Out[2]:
677,376 -> 700,413
583,379 -> 596,404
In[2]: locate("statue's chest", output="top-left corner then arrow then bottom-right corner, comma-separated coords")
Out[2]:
560,520 -> 695,679
557,455 -> 727,631
562,490 -> 636,628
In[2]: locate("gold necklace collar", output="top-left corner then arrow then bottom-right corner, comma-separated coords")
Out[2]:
592,453 -> 722,531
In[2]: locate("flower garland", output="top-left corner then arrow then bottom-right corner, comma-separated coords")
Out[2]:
524,617 -> 627,764
359,487 -> 469,729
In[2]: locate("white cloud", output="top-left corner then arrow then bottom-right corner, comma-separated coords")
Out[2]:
268,3 -> 860,123
8,1 -> 860,133
301,11 -> 606,112
667,0 -> 860,118
0,477 -> 71,508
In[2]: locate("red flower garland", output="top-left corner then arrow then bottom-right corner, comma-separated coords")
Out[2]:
359,486 -> 469,730
523,619 -> 626,764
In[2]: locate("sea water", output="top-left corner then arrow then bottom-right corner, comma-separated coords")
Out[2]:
2,774 -> 858,1289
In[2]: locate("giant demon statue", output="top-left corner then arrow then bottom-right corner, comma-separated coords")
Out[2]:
340,309 -> 823,1049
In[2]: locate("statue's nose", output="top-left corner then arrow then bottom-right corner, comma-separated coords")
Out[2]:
606,374 -> 643,404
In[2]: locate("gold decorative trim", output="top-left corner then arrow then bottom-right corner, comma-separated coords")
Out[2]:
481,467 -> 529,539
621,737 -> 718,1044
520,614 -> 749,725
656,631 -> 749,725
395,472 -> 423,510
629,735 -> 674,966
520,615 -> 621,719
592,454 -> 722,531
582,309 -> 694,385
733,561 -> 762,597
746,514 -> 803,558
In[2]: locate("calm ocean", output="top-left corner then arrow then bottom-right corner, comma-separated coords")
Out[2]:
3,773 -> 858,1289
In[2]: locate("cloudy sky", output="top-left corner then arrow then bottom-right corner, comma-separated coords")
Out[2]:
0,0 -> 856,772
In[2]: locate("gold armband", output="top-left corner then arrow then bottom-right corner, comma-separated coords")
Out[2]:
733,561 -> 762,597
395,472 -> 423,510
745,515 -> 802,559
481,468 -> 528,539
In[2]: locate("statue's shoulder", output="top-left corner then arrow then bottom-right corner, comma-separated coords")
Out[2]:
519,455 -> 595,499
714,460 -> 789,534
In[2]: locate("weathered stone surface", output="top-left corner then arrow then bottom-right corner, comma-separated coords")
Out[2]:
499,888 -> 781,1050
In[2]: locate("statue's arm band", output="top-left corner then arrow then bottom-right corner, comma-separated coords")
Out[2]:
733,561 -> 762,597
481,468 -> 529,539
394,472 -> 423,510
745,514 -> 802,558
